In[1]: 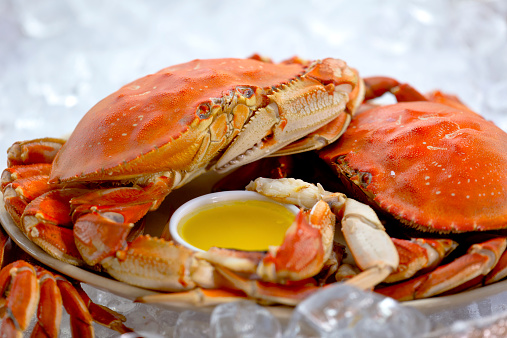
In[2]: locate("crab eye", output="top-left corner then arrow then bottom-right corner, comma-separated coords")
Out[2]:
336,155 -> 347,166
359,172 -> 372,188
236,86 -> 254,98
197,103 -> 211,119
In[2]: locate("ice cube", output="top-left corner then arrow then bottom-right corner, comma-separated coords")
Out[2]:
174,310 -> 212,338
284,284 -> 430,338
210,300 -> 282,338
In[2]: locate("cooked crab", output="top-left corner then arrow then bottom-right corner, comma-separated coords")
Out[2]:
318,77 -> 507,300
1,56 -> 366,296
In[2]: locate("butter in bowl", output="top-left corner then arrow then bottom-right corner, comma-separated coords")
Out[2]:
169,191 -> 299,252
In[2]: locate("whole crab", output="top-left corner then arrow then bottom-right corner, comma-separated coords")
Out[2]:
1,56 -> 376,305
316,77 -> 507,299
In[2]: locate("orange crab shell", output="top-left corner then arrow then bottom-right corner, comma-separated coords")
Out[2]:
51,58 -> 299,182
319,101 -> 507,233
50,58 -> 358,184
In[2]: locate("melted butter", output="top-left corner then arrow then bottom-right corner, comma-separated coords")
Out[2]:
179,200 -> 295,251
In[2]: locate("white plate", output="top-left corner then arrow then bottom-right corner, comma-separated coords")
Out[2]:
1,171 -> 506,318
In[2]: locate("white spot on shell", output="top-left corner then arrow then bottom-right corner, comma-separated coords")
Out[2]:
427,146 -> 447,151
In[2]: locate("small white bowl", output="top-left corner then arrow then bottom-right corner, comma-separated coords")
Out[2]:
169,190 -> 299,252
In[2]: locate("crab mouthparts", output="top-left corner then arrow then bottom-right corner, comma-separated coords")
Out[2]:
215,83 -> 350,173
215,103 -> 279,172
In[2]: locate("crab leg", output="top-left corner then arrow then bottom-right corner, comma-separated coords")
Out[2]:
0,261 -> 39,336
385,238 -> 457,283
32,266 -> 63,337
376,237 -> 507,300
20,189 -> 90,266
212,266 -> 320,306
139,287 -> 249,307
364,76 -> 477,114
6,137 -> 65,167
1,163 -> 52,190
485,249 -> 507,285
139,268 -> 320,307
3,175 -> 58,217
364,77 -> 427,102
1,189 -> 27,226
55,276 -> 94,337
72,283 -> 133,334
100,235 -> 206,291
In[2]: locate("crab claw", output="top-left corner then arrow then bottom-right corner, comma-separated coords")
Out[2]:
257,200 -> 335,283
247,177 -> 400,290
215,59 -> 363,172
341,198 -> 399,289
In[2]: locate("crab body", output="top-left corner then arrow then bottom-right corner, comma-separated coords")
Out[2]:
315,78 -> 507,299
52,57 -> 362,188
319,100 -> 507,233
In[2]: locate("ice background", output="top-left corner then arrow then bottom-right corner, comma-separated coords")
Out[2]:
1,0 -> 507,336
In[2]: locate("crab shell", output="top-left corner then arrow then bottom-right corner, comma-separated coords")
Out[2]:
319,101 -> 507,233
50,58 -> 362,188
